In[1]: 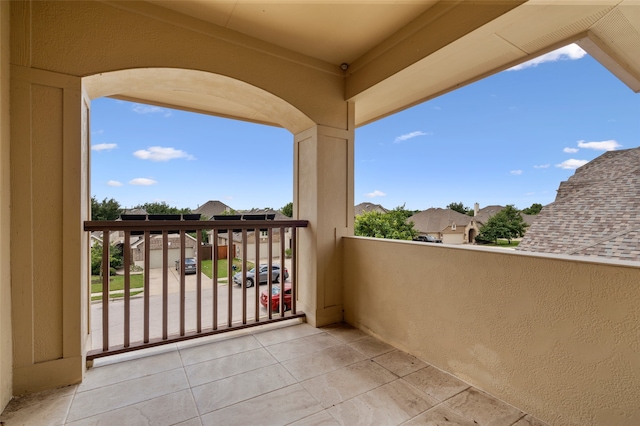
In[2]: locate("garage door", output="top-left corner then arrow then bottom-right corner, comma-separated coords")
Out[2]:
442,234 -> 464,245
148,248 -> 195,269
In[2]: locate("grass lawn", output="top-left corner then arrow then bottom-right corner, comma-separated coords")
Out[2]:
91,274 -> 144,294
493,239 -> 520,247
91,290 -> 143,302
91,258 -> 254,293
200,258 -> 254,279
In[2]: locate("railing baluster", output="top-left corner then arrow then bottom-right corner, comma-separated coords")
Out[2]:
241,229 -> 247,325
144,231 -> 150,343
291,227 -> 296,314
162,231 -> 168,340
124,231 -> 131,347
197,230 -> 202,333
268,228 -> 273,320
227,227 -> 233,327
254,228 -> 260,322
213,230 -> 218,330
279,226 -> 286,317
102,230 -> 110,351
180,231 -> 186,336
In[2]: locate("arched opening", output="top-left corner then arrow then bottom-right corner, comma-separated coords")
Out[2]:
82,68 -> 316,355
83,68 -> 314,134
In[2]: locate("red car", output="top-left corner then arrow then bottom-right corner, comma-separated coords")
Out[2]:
261,284 -> 292,311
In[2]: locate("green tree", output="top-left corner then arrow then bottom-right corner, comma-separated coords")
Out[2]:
219,208 -> 239,216
281,202 -> 293,218
355,205 -> 417,240
476,205 -> 528,244
446,202 -> 471,215
521,203 -> 543,215
91,196 -> 122,220
90,243 -> 123,276
132,201 -> 192,215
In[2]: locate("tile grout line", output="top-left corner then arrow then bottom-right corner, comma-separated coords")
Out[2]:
177,339 -> 205,422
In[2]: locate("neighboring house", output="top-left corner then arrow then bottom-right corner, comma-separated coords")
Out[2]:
90,232 -> 103,248
194,200 -> 234,218
121,208 -> 147,216
409,208 -> 480,245
215,228 -> 289,262
473,204 -> 537,228
238,208 -> 289,220
130,234 -> 198,269
354,202 -> 389,216
110,213 -> 201,268
517,147 -> 640,262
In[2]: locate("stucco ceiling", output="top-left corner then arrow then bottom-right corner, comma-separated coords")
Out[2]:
126,0 -> 640,128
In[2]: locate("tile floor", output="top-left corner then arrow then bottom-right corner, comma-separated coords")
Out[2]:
0,321 -> 549,426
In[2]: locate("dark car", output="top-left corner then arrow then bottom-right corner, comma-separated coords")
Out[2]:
413,235 -> 443,243
175,257 -> 197,274
232,264 -> 288,288
261,284 -> 292,311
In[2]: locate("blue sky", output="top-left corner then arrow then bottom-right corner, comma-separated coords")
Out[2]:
90,44 -> 640,212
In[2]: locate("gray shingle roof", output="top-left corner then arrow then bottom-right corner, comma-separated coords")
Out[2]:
409,208 -> 473,233
354,202 -> 389,216
474,205 -> 537,226
194,200 -> 233,219
517,147 -> 640,262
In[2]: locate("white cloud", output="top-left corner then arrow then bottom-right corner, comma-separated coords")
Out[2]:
563,147 -> 579,153
133,146 -> 195,161
132,104 -> 171,116
129,178 -> 157,186
556,159 -> 588,170
508,44 -> 587,71
107,180 -> 123,187
433,106 -> 441,110
92,129 -> 104,135
510,170 -> 523,175
577,139 -> 621,151
92,143 -> 117,151
534,164 -> 550,169
394,131 -> 429,143
365,190 -> 386,198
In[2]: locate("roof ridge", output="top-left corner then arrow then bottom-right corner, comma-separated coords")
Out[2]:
566,223 -> 640,255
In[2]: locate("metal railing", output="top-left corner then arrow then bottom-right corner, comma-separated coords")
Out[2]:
84,218 -> 308,360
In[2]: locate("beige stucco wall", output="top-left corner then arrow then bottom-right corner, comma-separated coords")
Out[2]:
0,0 -> 13,412
19,0 -> 346,131
343,237 -> 640,426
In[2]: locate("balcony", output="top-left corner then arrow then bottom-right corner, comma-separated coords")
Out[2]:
1,321 -> 547,425
3,216 -> 638,425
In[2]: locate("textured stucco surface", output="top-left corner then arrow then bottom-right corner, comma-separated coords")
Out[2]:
343,237 -> 640,426
21,1 -> 346,131
0,0 -> 12,412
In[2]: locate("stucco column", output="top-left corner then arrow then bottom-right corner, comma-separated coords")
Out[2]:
0,0 -> 12,410
294,104 -> 355,327
10,65 -> 90,394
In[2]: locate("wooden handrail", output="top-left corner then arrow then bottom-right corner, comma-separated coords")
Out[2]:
84,219 -> 309,232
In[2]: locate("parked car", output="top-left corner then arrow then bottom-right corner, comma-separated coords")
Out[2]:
260,284 -> 292,311
175,257 -> 197,275
413,235 -> 443,243
232,264 -> 288,288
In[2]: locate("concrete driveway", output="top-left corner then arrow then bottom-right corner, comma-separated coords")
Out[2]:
90,261 -> 291,351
